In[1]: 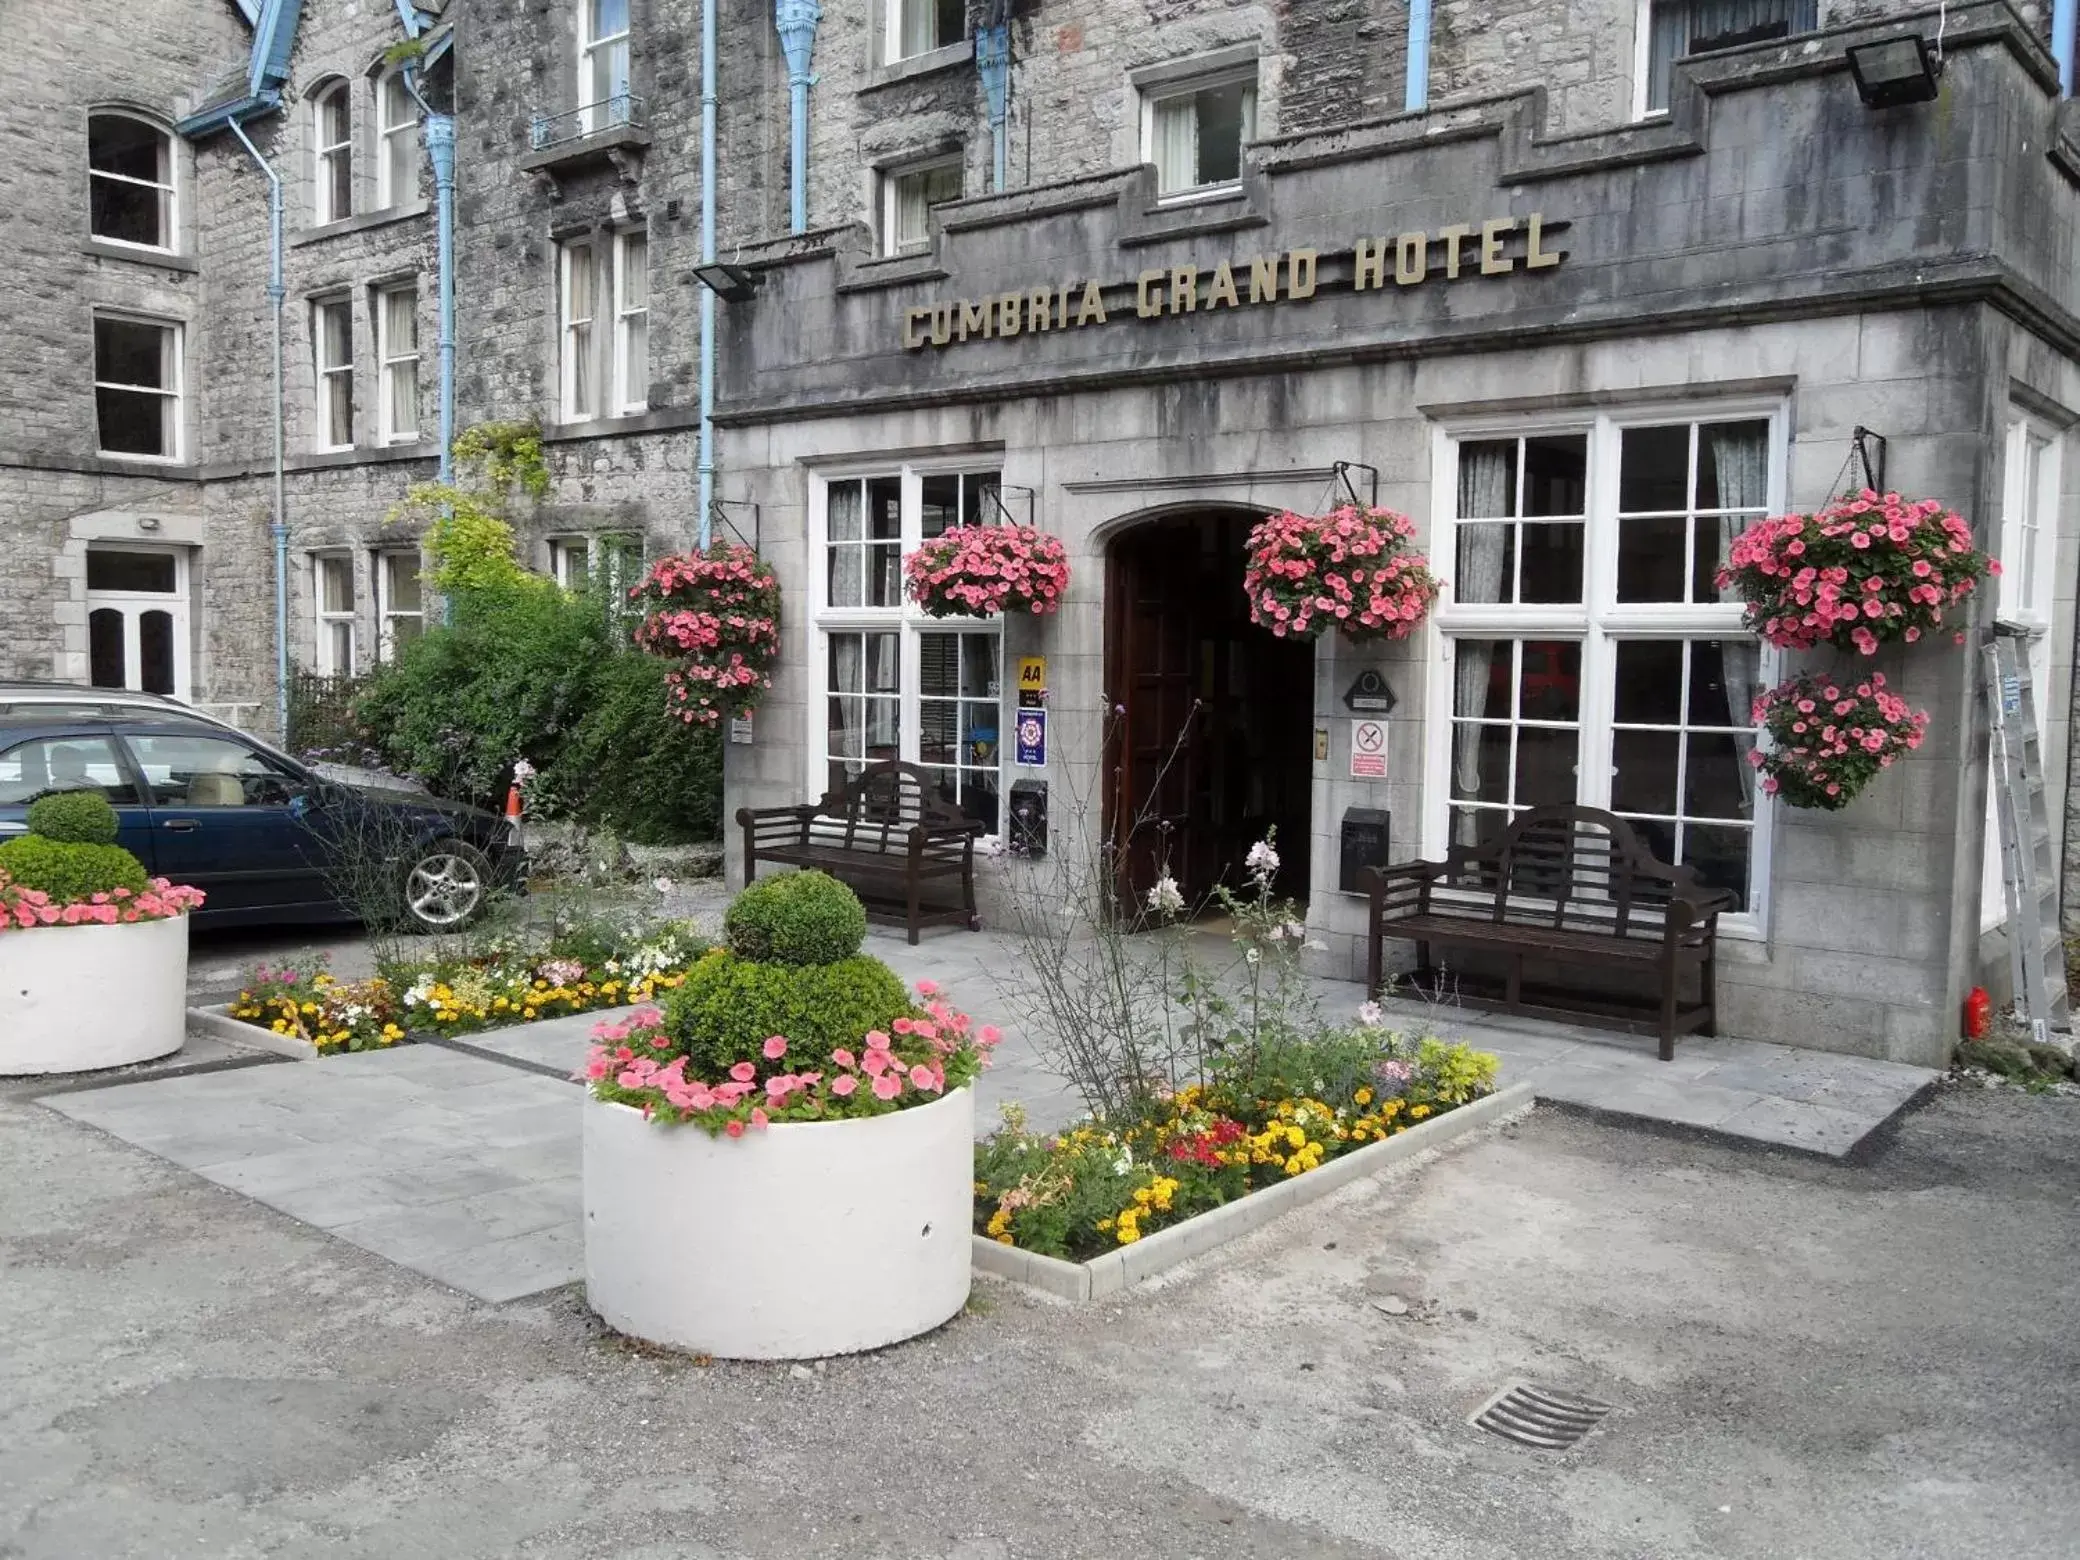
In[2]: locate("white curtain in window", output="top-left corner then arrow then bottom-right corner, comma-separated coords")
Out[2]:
383,288 -> 419,437
895,173 -> 931,252
1711,422 -> 1769,807
1451,445 -> 1513,842
565,248 -> 595,417
1647,0 -> 1814,111
898,0 -> 935,58
827,483 -> 863,606
618,233 -> 649,408
1151,95 -> 1198,192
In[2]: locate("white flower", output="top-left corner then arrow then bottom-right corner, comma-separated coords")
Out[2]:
1245,839 -> 1281,881
512,758 -> 537,784
653,876 -> 674,894
1266,923 -> 1287,941
1146,874 -> 1186,918
1245,948 -> 1261,967
1282,920 -> 1308,941
1357,1001 -> 1384,1027
1112,1147 -> 1134,1175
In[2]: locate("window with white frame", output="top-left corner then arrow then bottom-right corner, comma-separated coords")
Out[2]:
87,113 -> 176,251
312,297 -> 355,451
613,230 -> 649,414
881,158 -> 962,256
560,232 -> 646,422
559,239 -> 598,420
312,80 -> 353,223
1638,0 -> 1817,116
1432,409 -> 1781,918
816,468 -> 1006,830
1142,67 -> 1256,200
550,532 -> 642,606
375,67 -> 420,208
1983,415 -> 2065,929
314,554 -> 356,676
580,0 -> 633,130
375,283 -> 419,444
86,546 -> 189,699
375,549 -> 424,661
93,314 -> 182,461
885,0 -> 965,63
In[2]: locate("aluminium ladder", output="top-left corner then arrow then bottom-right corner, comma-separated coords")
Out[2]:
1985,629 -> 2070,1041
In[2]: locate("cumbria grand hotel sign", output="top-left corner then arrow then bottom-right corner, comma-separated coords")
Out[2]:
899,212 -> 1565,351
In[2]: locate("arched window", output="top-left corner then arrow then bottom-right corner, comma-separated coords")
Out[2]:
312,80 -> 353,223
374,67 -> 420,208
88,113 -> 175,251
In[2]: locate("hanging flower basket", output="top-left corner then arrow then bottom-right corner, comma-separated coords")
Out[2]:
1750,671 -> 1929,810
904,525 -> 1070,618
1243,505 -> 1442,642
1715,490 -> 1996,656
631,543 -> 783,726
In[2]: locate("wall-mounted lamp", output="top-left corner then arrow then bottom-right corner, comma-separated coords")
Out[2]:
690,261 -> 760,301
137,515 -> 162,533
1846,35 -> 1944,108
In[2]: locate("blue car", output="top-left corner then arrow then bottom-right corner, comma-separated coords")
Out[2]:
0,686 -> 525,931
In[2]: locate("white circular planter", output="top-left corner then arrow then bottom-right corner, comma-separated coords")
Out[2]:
584,1085 -> 974,1360
0,914 -> 189,1075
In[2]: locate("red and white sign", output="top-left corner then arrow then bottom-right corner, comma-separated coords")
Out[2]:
1350,719 -> 1388,779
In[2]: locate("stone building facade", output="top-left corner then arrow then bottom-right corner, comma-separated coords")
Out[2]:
3,1 -> 2076,1064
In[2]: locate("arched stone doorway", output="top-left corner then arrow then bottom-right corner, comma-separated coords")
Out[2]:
1103,508 -> 1316,910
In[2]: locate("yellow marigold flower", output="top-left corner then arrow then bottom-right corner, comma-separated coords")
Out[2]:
522,1007 -> 536,1019
1410,1104 -> 1430,1120
986,1209 -> 1011,1237
994,1234 -> 1014,1245
1354,1087 -> 1373,1106
1096,1218 -> 1114,1233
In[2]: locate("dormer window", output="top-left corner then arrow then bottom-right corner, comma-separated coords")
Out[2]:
88,114 -> 175,251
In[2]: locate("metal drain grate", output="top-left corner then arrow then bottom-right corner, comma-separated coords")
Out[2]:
1471,1382 -> 1613,1450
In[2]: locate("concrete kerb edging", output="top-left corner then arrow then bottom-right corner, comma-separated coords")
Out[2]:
186,1004 -> 320,1062
971,1082 -> 1537,1302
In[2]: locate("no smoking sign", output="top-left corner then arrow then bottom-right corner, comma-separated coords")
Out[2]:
1349,719 -> 1388,779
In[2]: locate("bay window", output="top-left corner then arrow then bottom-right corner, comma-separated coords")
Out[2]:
1430,407 -> 1782,920
814,467 -> 1007,832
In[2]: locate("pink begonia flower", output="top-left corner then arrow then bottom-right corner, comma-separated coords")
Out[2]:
762,1034 -> 788,1060
871,1072 -> 903,1101
729,1061 -> 757,1083
830,1074 -> 859,1098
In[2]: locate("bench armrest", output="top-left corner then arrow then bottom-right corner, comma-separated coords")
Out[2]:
736,804 -> 819,825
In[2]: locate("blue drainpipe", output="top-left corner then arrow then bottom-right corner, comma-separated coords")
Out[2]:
425,114 -> 457,491
977,21 -> 1010,192
776,0 -> 820,233
698,0 -> 717,546
228,115 -> 291,743
2056,0 -> 2076,97
1406,0 -> 1433,111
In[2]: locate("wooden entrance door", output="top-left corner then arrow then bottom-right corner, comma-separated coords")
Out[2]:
1106,524 -> 1210,904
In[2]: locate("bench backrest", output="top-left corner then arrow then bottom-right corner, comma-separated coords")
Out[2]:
1438,805 -> 1710,937
814,760 -> 967,851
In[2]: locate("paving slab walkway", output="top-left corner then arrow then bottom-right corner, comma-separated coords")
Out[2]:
42,922 -> 1937,1306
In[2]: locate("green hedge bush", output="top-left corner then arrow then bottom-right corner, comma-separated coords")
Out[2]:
25,791 -> 120,845
724,871 -> 867,966
664,951 -> 912,1078
353,583 -> 720,844
0,837 -> 150,902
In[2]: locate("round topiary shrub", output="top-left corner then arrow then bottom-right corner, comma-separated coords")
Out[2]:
0,836 -> 151,902
663,949 -> 911,1077
26,790 -> 121,845
723,870 -> 868,966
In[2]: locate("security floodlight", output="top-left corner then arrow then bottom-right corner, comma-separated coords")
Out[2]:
1846,35 -> 1943,109
691,262 -> 760,301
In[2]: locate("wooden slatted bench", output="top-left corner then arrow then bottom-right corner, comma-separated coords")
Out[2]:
1362,804 -> 1737,1060
736,760 -> 983,945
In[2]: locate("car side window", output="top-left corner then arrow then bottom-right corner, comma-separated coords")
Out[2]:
0,735 -> 141,806
125,734 -> 305,808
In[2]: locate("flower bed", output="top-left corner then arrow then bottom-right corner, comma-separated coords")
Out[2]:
1715,490 -> 1995,655
1242,504 -> 1441,641
1750,671 -> 1929,809
904,524 -> 1071,618
630,543 -> 783,726
974,1020 -> 1499,1261
229,919 -> 705,1054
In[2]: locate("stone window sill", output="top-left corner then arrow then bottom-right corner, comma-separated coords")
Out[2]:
862,39 -> 974,92
289,202 -> 431,248
81,239 -> 199,274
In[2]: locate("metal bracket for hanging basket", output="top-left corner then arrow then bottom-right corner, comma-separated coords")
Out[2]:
708,498 -> 761,555
1850,426 -> 1887,494
981,483 -> 1036,528
1329,459 -> 1380,510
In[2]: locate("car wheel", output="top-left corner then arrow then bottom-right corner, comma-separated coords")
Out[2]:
401,840 -> 491,931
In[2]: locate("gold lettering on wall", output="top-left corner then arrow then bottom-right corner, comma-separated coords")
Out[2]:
899,214 -> 1568,348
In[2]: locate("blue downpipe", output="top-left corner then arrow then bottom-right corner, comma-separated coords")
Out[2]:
2056,0 -> 2077,98
776,0 -> 822,232
1406,0 -> 1432,112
